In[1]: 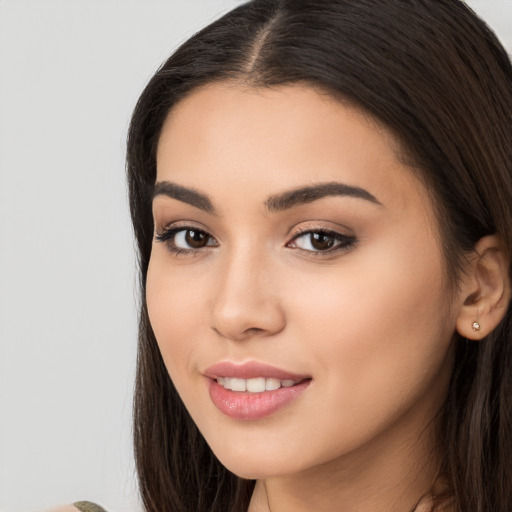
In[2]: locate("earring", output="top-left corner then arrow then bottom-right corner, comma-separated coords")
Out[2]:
472,321 -> 481,332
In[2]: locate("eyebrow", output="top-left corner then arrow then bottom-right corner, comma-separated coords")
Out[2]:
153,181 -> 215,213
265,182 -> 382,212
152,180 -> 381,214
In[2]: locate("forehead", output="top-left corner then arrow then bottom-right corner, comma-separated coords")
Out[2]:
158,82 -> 397,167
156,82 -> 432,220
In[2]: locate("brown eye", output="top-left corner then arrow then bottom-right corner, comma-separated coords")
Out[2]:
155,227 -> 217,253
288,229 -> 356,254
184,229 -> 209,248
309,232 -> 335,251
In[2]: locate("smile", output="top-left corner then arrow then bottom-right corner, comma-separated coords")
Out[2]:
205,361 -> 311,420
216,376 -> 300,393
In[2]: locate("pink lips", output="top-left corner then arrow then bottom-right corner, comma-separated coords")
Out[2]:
205,361 -> 311,421
205,361 -> 307,381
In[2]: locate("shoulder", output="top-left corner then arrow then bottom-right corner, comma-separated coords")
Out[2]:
46,503 -> 108,512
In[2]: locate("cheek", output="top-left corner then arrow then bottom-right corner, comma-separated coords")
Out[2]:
146,254 -> 207,378
287,239 -> 454,415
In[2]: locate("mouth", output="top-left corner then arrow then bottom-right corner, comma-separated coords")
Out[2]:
216,376 -> 305,393
204,362 -> 312,420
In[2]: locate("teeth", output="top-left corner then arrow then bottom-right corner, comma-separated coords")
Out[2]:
265,378 -> 281,391
246,377 -> 266,393
216,376 -> 300,393
230,378 -> 246,392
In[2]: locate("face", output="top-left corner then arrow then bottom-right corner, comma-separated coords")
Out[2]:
147,83 -> 460,480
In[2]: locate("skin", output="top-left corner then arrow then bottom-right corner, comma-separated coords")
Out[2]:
146,83 -> 505,512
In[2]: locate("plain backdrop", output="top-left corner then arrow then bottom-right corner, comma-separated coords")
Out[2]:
0,1 -> 510,511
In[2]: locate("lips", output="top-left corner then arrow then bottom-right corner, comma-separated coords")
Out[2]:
204,361 -> 311,420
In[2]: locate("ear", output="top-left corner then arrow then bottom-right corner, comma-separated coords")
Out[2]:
456,235 -> 511,340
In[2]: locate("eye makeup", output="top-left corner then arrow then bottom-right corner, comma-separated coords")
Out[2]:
286,227 -> 357,255
154,222 -> 358,259
155,225 -> 218,256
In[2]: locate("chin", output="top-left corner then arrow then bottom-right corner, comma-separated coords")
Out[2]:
205,434 -> 313,480
217,457 -> 289,480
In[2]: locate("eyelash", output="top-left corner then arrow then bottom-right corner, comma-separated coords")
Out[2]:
154,226 -> 357,257
288,227 -> 357,256
155,226 -> 217,256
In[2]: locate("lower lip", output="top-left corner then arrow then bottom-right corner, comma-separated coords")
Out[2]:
208,379 -> 311,420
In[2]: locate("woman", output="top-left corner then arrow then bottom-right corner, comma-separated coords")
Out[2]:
66,0 -> 512,510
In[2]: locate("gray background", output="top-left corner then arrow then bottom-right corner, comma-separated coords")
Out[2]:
0,1 -> 510,511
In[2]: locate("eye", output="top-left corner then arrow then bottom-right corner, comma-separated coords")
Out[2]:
155,226 -> 217,253
288,229 -> 355,253
174,229 -> 211,249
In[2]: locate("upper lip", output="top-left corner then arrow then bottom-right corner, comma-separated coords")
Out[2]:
204,361 -> 310,381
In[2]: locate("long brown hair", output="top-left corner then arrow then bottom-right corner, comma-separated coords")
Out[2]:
126,1 -> 512,510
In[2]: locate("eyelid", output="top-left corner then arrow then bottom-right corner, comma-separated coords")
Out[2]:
286,225 -> 357,255
288,222 -> 354,241
154,218 -> 214,238
155,217 -> 207,231
154,223 -> 218,255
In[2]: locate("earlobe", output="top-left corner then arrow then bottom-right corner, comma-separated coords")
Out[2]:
456,235 -> 511,340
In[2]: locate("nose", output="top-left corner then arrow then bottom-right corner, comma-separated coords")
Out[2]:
210,249 -> 286,341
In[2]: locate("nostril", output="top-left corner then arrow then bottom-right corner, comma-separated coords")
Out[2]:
211,324 -> 265,341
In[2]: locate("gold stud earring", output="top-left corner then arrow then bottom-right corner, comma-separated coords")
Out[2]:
472,321 -> 481,332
